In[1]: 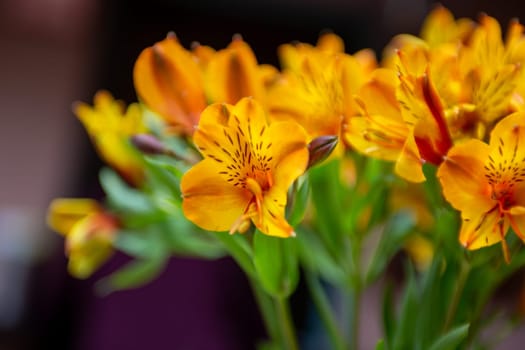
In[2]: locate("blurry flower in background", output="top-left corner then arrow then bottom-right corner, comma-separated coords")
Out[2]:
133,33 -> 207,137
74,91 -> 147,186
267,33 -> 375,146
47,198 -> 118,279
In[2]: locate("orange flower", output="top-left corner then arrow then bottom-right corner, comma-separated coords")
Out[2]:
181,97 -> 309,237
267,33 -> 374,143
438,112 -> 525,261
133,33 -> 207,136
74,91 -> 146,186
47,199 -> 118,278
344,55 -> 452,183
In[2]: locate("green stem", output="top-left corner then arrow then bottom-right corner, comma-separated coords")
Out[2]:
347,286 -> 361,350
215,233 -> 255,278
276,296 -> 299,350
444,258 -> 470,331
249,279 -> 281,345
304,271 -> 347,350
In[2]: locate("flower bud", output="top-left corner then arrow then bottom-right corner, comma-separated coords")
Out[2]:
307,135 -> 338,168
131,134 -> 168,155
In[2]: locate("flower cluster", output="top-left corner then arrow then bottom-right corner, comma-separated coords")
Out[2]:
46,5 -> 525,349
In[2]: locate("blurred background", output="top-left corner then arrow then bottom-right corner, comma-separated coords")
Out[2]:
1,0 -> 525,349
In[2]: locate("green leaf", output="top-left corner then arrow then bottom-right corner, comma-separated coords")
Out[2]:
95,257 -> 166,295
392,266 -> 419,350
287,176 -> 310,227
375,339 -> 385,350
99,168 -> 153,215
114,229 -> 165,260
161,217 -> 225,259
382,282 -> 395,348
428,324 -> 469,350
253,232 -> 299,297
256,340 -> 281,350
365,211 -> 415,283
308,159 -> 345,259
296,226 -> 345,285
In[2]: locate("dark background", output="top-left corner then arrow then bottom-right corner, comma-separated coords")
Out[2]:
1,0 -> 525,349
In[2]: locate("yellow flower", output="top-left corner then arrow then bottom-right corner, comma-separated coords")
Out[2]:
47,199 -> 118,278
205,35 -> 266,104
438,112 -> 525,261
344,69 -> 414,172
133,33 -> 207,136
181,97 -> 309,237
458,14 -> 523,125
74,91 -> 146,186
267,33 -> 373,143
419,4 -> 474,47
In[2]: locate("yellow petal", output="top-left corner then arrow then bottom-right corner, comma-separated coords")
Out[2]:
181,159 -> 252,232
489,112 -> 525,150
420,5 -> 474,46
316,33 -> 345,54
66,212 -> 116,279
47,198 -> 100,236
191,43 -> 216,69
259,190 -> 295,237
395,132 -> 425,183
267,55 -> 345,138
437,139 -> 493,213
359,68 -> 401,118
459,209 -> 508,250
507,213 -> 525,242
74,92 -> 146,186
266,121 -> 309,188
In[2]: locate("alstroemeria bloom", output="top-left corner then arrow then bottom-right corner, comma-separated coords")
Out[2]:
47,198 -> 118,278
438,112 -> 525,260
75,91 -> 146,186
267,33 -> 374,143
458,14 -> 524,125
383,4 -> 473,59
344,69 -> 416,179
133,33 -> 207,136
344,53 -> 452,183
181,97 -> 309,237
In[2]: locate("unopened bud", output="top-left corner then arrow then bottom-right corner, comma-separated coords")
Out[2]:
307,135 -> 338,168
131,133 -> 200,164
131,134 -> 168,155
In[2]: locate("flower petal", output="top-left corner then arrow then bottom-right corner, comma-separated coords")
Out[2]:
67,213 -> 116,279
395,132 -> 425,183
258,190 -> 295,237
181,159 -> 252,232
205,38 -> 264,104
47,198 -> 100,236
437,139 -> 493,213
459,209 -> 508,250
133,34 -> 206,134
265,121 -> 309,187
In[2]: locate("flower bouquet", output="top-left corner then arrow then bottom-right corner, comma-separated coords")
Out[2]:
47,5 -> 525,349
